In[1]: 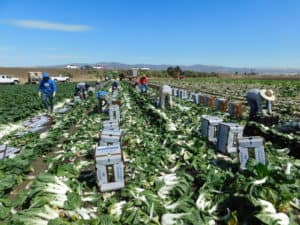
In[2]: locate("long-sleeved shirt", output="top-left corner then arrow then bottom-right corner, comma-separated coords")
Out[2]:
139,77 -> 148,85
39,79 -> 57,95
96,90 -> 108,98
77,82 -> 86,89
246,89 -> 272,113
161,85 -> 172,95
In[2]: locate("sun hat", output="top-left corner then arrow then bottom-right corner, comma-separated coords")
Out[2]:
260,89 -> 275,101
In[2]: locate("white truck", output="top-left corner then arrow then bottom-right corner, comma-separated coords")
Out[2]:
0,75 -> 20,84
52,74 -> 70,82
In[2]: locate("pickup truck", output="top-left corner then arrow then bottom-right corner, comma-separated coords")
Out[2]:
0,75 -> 20,84
52,74 -> 70,82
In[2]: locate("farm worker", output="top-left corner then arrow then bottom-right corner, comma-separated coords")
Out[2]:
160,85 -> 173,109
246,89 -> 275,119
75,82 -> 89,100
111,79 -> 119,92
96,90 -> 109,113
139,76 -> 148,93
39,73 -> 57,114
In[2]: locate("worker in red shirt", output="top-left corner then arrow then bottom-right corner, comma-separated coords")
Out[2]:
139,76 -> 148,93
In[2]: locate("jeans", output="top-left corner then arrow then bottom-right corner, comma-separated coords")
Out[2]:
140,84 -> 148,93
160,94 -> 172,109
247,97 -> 258,119
42,93 -> 54,113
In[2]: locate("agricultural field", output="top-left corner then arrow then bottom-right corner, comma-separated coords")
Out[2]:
151,77 -> 300,121
0,81 -> 299,225
0,83 -> 76,124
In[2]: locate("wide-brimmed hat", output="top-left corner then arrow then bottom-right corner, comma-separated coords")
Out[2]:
260,89 -> 275,101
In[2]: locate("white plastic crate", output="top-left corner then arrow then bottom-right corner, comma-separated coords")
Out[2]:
103,120 -> 119,127
201,115 -> 223,143
95,145 -> 122,165
100,134 -> 120,146
96,162 -> 125,192
172,88 -> 178,97
216,122 -> 244,153
103,120 -> 119,131
238,136 -> 266,170
101,129 -> 121,137
103,124 -> 119,131
188,92 -> 199,103
109,105 -> 120,121
178,89 -> 188,99
4,147 -> 20,157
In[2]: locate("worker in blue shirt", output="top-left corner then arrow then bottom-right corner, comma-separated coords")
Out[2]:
246,89 -> 275,120
39,73 -> 57,114
96,90 -> 108,113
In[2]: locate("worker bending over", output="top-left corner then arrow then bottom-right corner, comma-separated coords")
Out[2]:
111,79 -> 119,93
96,90 -> 109,113
75,82 -> 90,100
39,73 -> 57,114
246,89 -> 275,120
160,85 -> 172,109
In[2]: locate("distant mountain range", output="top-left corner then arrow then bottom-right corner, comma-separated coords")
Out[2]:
46,62 -> 300,75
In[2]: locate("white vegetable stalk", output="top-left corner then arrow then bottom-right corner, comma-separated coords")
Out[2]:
252,177 -> 268,185
196,192 -> 217,215
161,213 -> 187,225
110,201 -> 127,218
256,199 -> 290,225
285,162 -> 292,175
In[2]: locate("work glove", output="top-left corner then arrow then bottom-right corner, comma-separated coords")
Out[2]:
53,92 -> 56,97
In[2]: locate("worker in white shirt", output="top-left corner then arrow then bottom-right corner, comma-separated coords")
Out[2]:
160,85 -> 172,109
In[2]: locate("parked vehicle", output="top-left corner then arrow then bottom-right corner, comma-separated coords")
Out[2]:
81,65 -> 94,70
93,64 -> 104,69
52,74 -> 70,82
27,72 -> 42,84
65,64 -> 79,69
0,75 -> 19,84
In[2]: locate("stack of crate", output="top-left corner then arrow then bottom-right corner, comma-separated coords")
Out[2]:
109,105 -> 120,122
201,117 -> 266,170
95,91 -> 125,192
169,85 -> 266,170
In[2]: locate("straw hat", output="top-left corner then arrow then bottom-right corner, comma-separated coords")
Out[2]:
260,89 -> 275,101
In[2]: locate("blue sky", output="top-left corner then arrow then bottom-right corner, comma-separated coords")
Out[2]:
1,0 -> 300,67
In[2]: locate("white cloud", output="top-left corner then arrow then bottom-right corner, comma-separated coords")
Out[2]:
8,19 -> 92,32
